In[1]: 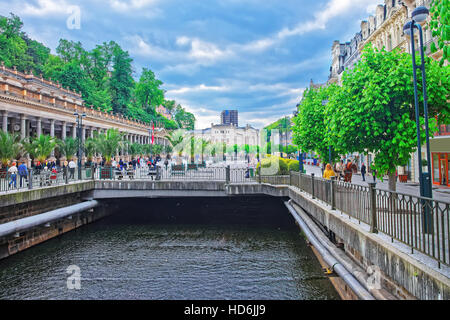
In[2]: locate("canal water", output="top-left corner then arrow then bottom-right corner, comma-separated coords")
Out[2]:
0,197 -> 340,300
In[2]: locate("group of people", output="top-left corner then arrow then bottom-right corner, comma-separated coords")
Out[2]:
322,159 -> 376,183
112,155 -> 164,172
7,162 -> 29,188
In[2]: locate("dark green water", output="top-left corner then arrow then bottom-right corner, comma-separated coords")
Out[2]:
0,197 -> 340,300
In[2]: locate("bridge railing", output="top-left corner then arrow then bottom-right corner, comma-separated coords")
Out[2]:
91,165 -> 257,184
287,171 -> 450,268
0,167 -> 94,193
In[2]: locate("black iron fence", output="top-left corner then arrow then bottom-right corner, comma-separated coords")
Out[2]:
91,165 -> 256,184
0,167 -> 95,192
286,171 -> 450,268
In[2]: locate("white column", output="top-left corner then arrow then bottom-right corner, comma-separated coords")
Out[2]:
72,123 -> 77,139
36,117 -> 42,137
82,126 -> 86,142
90,127 -> 94,139
20,114 -> 26,139
62,121 -> 67,140
2,111 -> 8,132
26,119 -> 30,138
50,119 -> 55,137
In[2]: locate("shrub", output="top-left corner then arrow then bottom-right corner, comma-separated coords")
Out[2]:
288,160 -> 300,172
256,156 -> 289,175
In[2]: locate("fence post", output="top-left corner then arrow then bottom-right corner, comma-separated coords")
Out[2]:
369,182 -> 378,234
91,165 -> 95,181
258,167 -> 261,184
330,176 -> 336,210
311,173 -> 315,199
226,165 -> 230,184
65,166 -> 68,184
28,169 -> 33,190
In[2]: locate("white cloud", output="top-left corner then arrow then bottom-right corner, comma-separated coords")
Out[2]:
109,0 -> 159,11
20,0 -> 74,16
125,35 -> 183,61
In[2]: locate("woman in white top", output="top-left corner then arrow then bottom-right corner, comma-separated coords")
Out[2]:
8,163 -> 18,188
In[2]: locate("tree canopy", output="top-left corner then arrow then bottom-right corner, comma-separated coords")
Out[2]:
292,45 -> 448,191
0,14 -> 196,130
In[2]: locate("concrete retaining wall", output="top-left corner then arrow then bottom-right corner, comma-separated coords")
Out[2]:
288,186 -> 450,300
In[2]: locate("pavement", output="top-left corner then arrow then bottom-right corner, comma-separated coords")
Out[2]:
302,164 -> 450,203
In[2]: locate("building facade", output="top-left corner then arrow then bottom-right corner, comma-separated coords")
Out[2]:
220,110 -> 239,127
195,123 -> 259,147
327,0 -> 449,186
0,62 -> 169,163
156,105 -> 173,120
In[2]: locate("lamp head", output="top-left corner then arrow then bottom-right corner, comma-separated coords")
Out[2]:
403,21 -> 418,37
74,112 -> 79,116
82,113 -> 86,117
412,6 -> 429,23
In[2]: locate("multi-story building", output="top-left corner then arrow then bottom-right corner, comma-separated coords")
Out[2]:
195,123 -> 259,147
327,0 -> 449,186
220,110 -> 238,127
156,105 -> 173,120
0,62 -> 169,163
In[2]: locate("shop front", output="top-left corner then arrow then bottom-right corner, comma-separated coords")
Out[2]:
431,132 -> 450,187
432,153 -> 449,187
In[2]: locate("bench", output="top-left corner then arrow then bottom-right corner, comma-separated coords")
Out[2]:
187,164 -> 198,171
171,165 -> 185,176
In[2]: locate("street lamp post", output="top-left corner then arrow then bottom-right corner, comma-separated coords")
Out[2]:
74,112 -> 86,179
294,108 -> 303,173
403,6 -> 433,232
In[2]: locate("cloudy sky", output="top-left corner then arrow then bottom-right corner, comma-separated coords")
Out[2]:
0,0 -> 379,129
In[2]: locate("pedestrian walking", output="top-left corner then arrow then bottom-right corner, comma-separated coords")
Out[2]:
323,164 -> 336,180
8,162 -> 18,188
68,160 -> 76,179
361,163 -> 366,182
18,161 -> 28,188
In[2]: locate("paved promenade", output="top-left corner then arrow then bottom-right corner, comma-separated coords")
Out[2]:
303,164 -> 450,203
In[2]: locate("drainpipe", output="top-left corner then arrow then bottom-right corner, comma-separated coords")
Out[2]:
0,200 -> 99,238
284,201 -> 375,300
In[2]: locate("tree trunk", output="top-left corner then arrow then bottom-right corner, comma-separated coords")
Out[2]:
388,171 -> 397,191
388,170 -> 398,213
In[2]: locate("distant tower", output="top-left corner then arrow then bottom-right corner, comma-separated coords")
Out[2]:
221,110 -> 238,127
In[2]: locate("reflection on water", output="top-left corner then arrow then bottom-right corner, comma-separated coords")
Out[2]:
0,198 -> 340,300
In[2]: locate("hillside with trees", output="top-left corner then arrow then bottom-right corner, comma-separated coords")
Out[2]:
0,13 -> 195,130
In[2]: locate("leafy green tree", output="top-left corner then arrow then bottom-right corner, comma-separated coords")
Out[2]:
58,137 -> 78,161
153,144 -> 163,155
166,130 -> 187,157
23,135 -> 58,163
129,143 -> 142,158
94,128 -> 124,165
292,84 -> 340,164
429,0 -> 449,65
195,139 -> 210,163
84,138 -> 97,162
0,14 -> 28,71
23,37 -> 50,75
174,105 -> 196,130
110,45 -> 134,114
327,45 -> 448,191
0,131 -> 23,167
134,68 -> 164,113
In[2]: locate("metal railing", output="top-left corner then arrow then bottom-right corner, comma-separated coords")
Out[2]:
286,171 -> 450,267
92,165 -> 257,184
0,167 -> 94,193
